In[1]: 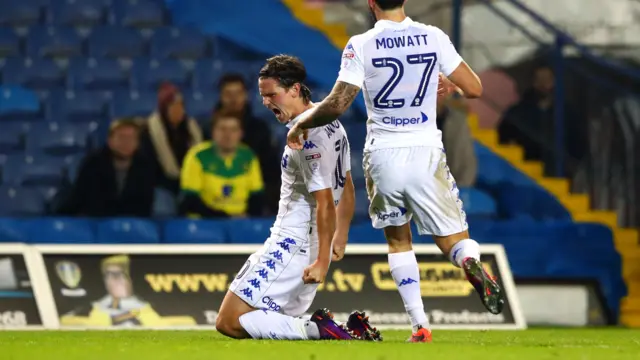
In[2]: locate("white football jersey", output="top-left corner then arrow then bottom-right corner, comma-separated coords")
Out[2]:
337,17 -> 463,152
270,107 -> 351,242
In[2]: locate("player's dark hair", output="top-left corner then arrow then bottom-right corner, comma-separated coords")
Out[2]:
374,0 -> 405,10
259,54 -> 312,104
218,73 -> 247,92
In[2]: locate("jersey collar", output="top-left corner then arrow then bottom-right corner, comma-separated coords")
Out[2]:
374,16 -> 413,29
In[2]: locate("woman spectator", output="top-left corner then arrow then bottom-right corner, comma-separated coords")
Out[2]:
140,82 -> 204,194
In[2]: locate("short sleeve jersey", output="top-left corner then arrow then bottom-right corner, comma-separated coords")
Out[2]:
270,108 -> 351,242
337,17 -> 463,152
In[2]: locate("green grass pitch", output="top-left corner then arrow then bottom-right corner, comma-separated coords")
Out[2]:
2,329 -> 640,360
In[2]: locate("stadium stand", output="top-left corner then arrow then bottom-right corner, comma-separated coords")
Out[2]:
0,0 -> 626,321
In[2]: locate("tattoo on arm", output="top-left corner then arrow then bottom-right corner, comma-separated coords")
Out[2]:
298,81 -> 360,130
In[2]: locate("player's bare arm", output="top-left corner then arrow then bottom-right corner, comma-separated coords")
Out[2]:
332,171 -> 355,261
287,82 -> 360,149
303,188 -> 336,284
445,61 -> 483,99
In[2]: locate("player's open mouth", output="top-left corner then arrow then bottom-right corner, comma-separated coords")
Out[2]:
272,108 -> 282,116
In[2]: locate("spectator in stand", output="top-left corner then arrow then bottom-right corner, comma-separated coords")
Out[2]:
498,64 -> 585,175
179,111 -> 265,218
436,100 -> 477,187
213,73 -> 279,213
58,119 -> 155,217
140,82 -> 203,194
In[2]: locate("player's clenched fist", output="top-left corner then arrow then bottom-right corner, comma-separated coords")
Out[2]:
303,260 -> 329,284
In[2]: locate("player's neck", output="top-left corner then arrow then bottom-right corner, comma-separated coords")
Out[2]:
287,101 -> 314,124
376,8 -> 406,23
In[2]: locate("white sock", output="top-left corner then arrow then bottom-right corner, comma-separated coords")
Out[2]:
449,239 -> 481,267
239,310 -> 320,340
388,250 -> 429,332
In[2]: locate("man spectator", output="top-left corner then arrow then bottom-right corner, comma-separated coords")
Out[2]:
437,100 -> 477,187
213,73 -> 279,213
140,82 -> 204,194
179,111 -> 265,218
58,119 -> 155,217
498,64 -> 585,176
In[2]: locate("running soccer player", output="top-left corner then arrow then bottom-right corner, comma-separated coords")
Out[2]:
286,0 -> 504,342
215,55 -> 381,341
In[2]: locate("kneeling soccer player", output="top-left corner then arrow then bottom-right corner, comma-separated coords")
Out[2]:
215,54 -> 381,341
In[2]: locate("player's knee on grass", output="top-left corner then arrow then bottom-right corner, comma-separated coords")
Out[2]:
384,224 -> 413,253
215,311 -> 249,339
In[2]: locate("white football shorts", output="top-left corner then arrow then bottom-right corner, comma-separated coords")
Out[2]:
229,235 -> 321,317
363,146 -> 468,236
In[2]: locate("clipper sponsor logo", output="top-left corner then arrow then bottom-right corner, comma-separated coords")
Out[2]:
382,112 -> 428,126
373,206 -> 407,221
262,296 -> 281,312
305,153 -> 321,160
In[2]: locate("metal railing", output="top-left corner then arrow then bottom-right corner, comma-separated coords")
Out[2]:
454,0 -> 640,226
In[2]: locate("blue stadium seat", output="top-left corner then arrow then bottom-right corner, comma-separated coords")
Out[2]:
0,218 -> 27,242
150,27 -> 208,59
35,185 -> 60,203
269,122 -> 288,150
28,218 -> 95,243
0,126 -> 25,154
497,184 -> 571,221
112,0 -> 164,28
348,223 -> 386,243
354,188 -> 369,221
66,153 -> 83,183
0,28 -> 20,57
343,123 -> 366,154
48,91 -> 109,123
163,219 -> 226,244
349,151 -> 364,185
130,58 -> 189,91
27,26 -> 83,58
3,154 -> 66,186
0,186 -> 45,216
227,218 -> 274,243
0,0 -> 45,26
3,58 -> 65,91
192,60 -> 261,92
48,0 -> 107,26
88,26 -> 145,58
26,123 -> 89,156
112,91 -> 156,118
184,91 -> 216,120
97,218 -> 160,243
152,187 -> 176,217
0,85 -> 41,121
474,143 -> 535,189
68,57 -> 129,91
459,187 -> 497,218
